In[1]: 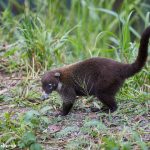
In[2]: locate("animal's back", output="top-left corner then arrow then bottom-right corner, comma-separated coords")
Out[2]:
59,57 -> 124,96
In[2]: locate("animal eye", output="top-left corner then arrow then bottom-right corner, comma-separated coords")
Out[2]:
48,84 -> 52,89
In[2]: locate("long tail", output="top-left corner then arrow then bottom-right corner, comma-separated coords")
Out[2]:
122,26 -> 150,78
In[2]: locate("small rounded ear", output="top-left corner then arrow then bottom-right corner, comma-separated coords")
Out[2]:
55,72 -> 60,78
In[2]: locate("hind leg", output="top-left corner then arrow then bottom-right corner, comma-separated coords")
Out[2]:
96,93 -> 117,113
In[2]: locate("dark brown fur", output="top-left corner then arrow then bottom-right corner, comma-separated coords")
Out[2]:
41,26 -> 150,116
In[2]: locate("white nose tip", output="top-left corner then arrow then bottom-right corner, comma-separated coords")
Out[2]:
41,92 -> 49,100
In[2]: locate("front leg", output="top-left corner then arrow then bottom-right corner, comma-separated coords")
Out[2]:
58,86 -> 76,116
55,101 -> 75,116
60,102 -> 74,116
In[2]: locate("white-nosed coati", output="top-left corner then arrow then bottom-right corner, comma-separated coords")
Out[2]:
41,26 -> 150,116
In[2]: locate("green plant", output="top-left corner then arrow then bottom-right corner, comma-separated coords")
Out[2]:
18,131 -> 42,150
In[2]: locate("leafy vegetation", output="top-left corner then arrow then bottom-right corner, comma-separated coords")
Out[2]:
0,0 -> 149,149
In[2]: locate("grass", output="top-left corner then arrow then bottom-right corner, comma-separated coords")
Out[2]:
0,0 -> 150,149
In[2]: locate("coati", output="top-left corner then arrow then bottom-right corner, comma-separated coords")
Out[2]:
41,26 -> 150,116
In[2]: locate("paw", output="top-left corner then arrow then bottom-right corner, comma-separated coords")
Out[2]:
100,106 -> 109,112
